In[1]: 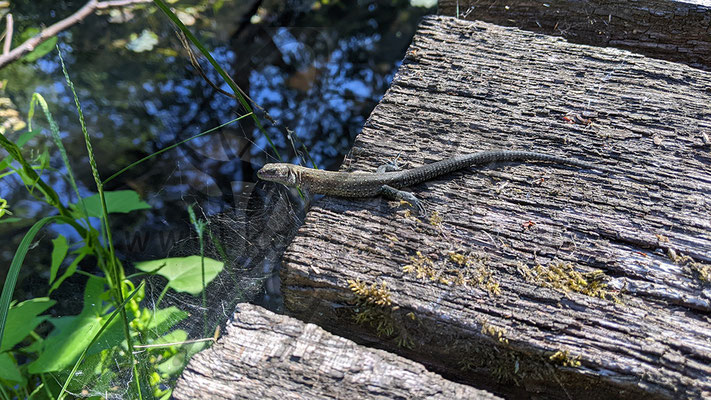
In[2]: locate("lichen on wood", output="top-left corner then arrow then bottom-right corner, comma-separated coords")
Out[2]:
281,15 -> 711,400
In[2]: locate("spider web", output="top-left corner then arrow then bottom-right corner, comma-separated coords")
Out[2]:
33,151 -> 309,399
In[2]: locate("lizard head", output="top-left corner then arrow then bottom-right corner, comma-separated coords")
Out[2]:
257,163 -> 300,188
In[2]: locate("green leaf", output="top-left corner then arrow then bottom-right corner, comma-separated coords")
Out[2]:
49,247 -> 90,294
22,36 -> 58,63
49,235 -> 69,285
0,133 -> 62,209
56,282 -> 143,400
135,256 -> 224,296
28,375 -> 62,400
15,130 -> 41,148
51,351 -> 117,395
1,297 -> 55,352
0,352 -> 23,382
155,329 -> 208,376
18,27 -> 40,41
152,0 -> 282,161
71,190 -> 151,218
145,306 -> 189,337
0,130 -> 40,171
0,215 -> 73,352
152,327 -> 187,345
21,339 -> 42,354
27,277 -> 124,373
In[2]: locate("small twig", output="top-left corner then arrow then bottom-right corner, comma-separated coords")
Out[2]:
95,0 -> 151,8
132,336 -> 216,350
0,0 -> 151,70
174,29 -> 263,113
3,13 -> 12,55
175,29 -> 237,100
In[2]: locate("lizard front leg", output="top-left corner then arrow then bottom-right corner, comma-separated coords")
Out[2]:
376,152 -> 408,173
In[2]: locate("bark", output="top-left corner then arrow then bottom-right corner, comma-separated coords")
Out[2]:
280,16 -> 711,400
438,0 -> 711,71
173,303 -> 499,400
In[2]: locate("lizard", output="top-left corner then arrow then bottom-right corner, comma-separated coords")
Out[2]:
256,150 -> 610,213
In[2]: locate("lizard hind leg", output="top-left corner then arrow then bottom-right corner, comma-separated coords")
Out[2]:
379,184 -> 426,215
376,163 -> 401,173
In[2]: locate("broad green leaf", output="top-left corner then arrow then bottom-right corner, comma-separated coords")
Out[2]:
22,36 -> 58,63
71,190 -> 151,218
152,327 -> 187,346
56,282 -> 144,400
49,247 -> 90,294
135,256 -> 223,296
0,213 -> 70,353
155,329 -> 208,376
0,351 -> 22,382
1,297 -> 55,352
145,306 -> 189,337
29,315 -> 103,374
49,235 -> 69,284
48,351 -> 118,395
27,277 -> 124,373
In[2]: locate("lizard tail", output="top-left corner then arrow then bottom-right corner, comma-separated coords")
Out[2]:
398,150 -> 607,187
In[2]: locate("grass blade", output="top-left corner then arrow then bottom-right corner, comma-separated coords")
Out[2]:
151,0 -> 282,160
57,47 -> 143,399
29,91 -> 88,228
0,133 -> 67,214
103,114 -> 252,185
0,215 -> 74,350
57,281 -> 145,400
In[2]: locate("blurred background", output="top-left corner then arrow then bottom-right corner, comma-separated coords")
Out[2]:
0,0 -> 436,312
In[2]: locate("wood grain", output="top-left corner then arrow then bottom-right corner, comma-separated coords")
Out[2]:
439,0 -> 711,71
281,16 -> 711,400
173,303 -> 499,400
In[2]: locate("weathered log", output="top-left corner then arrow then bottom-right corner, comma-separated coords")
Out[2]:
438,0 -> 711,71
280,15 -> 711,400
173,303 -> 499,399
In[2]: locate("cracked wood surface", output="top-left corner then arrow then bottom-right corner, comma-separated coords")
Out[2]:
280,16 -> 711,400
439,0 -> 711,71
173,303 -> 498,400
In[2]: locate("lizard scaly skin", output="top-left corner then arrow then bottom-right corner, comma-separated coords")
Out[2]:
257,150 -> 608,199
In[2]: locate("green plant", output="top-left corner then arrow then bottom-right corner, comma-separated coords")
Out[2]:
0,50 -> 245,398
